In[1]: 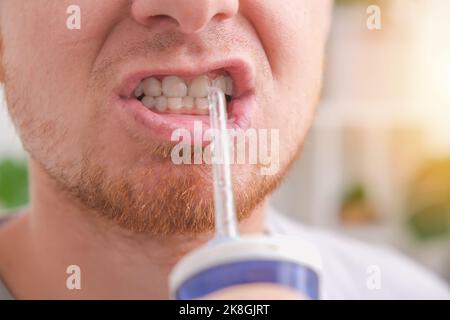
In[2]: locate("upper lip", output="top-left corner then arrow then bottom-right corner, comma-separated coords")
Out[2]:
116,57 -> 256,101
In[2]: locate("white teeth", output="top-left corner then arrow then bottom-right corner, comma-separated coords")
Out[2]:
168,97 -> 182,110
195,98 -> 209,110
142,96 -> 155,109
134,82 -> 144,97
189,75 -> 211,98
155,96 -> 167,111
136,74 -> 233,113
182,96 -> 194,109
212,76 -> 227,93
162,76 -> 187,97
143,77 -> 162,97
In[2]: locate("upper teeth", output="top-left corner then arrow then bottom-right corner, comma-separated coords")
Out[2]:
134,74 -> 233,114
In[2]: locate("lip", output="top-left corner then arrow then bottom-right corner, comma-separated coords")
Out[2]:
115,58 -> 257,142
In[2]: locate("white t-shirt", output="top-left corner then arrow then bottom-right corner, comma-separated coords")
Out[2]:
0,211 -> 449,299
265,208 -> 450,299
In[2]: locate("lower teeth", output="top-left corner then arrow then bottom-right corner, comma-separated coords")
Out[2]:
136,94 -> 233,114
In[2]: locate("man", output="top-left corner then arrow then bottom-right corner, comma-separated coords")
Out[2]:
0,0 -> 448,300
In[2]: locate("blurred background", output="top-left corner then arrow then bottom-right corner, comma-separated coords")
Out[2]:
272,0 -> 450,282
0,0 -> 449,282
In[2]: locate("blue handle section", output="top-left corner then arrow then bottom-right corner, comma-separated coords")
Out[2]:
175,260 -> 319,300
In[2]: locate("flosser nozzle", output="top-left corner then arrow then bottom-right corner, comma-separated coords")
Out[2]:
208,87 -> 239,240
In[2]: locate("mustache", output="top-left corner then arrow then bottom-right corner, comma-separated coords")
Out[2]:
85,27 -> 243,102
91,25 -> 237,81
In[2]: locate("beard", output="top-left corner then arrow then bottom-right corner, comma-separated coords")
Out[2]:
4,70 -> 304,238
3,46 -> 307,238
4,65 -> 302,238
6,77 -> 302,237
65,141 -> 296,236
6,71 -> 303,237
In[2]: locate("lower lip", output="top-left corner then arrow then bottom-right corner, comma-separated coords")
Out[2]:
119,93 -> 256,142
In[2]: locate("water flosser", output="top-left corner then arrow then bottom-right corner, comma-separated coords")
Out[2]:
169,88 -> 323,300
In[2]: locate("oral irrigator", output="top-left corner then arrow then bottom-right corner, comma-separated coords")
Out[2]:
169,88 -> 322,300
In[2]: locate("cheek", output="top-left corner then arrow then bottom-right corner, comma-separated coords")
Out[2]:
242,0 -> 329,82
1,0 -> 127,156
243,0 -> 330,162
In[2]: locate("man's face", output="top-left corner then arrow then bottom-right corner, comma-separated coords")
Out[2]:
0,0 -> 331,234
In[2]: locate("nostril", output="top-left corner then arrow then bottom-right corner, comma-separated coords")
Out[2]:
147,14 -> 179,28
151,14 -> 173,22
213,13 -> 232,23
131,0 -> 239,33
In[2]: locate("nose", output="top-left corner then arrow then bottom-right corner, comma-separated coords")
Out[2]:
131,0 -> 239,34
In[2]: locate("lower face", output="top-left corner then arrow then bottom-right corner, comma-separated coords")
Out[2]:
0,0 -> 330,235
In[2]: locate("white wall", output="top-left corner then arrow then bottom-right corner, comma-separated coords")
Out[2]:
0,87 -> 24,157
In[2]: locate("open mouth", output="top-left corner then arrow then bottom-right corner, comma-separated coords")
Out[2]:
117,60 -> 256,141
133,71 -> 234,115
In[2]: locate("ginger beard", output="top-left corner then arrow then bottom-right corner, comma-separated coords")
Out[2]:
71,150 -> 290,236
69,84 -> 301,236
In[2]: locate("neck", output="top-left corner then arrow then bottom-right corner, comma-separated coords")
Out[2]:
0,160 -> 267,299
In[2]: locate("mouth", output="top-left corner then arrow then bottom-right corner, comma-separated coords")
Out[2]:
135,72 -> 233,115
117,59 -> 256,142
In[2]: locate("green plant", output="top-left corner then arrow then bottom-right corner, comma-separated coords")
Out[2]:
406,158 -> 450,241
340,183 -> 378,224
0,158 -> 29,210
342,183 -> 367,206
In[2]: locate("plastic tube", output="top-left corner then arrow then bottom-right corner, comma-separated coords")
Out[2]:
208,87 -> 239,240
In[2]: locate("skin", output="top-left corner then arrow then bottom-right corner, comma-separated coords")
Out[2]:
0,0 -> 331,299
